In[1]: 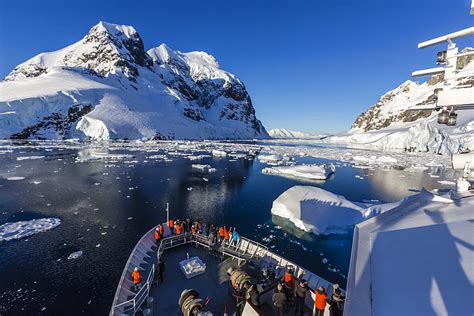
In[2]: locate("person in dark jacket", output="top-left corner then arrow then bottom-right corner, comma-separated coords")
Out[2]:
158,258 -> 165,283
272,283 -> 286,316
329,288 -> 344,316
294,280 -> 308,315
246,285 -> 260,307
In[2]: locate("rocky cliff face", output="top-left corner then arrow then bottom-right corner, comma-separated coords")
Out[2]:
0,22 -> 267,140
326,48 -> 474,154
351,49 -> 473,133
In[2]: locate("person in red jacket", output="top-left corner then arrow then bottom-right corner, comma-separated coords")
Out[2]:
224,227 -> 230,244
313,286 -> 328,316
131,267 -> 142,291
154,227 -> 162,244
168,218 -> 175,235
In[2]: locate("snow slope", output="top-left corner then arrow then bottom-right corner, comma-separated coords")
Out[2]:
271,186 -> 403,235
326,49 -> 474,154
0,22 -> 268,140
268,128 -> 325,139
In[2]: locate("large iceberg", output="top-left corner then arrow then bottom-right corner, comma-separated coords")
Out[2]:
271,186 -> 400,235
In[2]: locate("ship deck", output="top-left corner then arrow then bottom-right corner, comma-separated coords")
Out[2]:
149,243 -> 240,315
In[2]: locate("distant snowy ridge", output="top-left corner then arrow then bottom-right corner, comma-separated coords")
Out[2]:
0,21 -> 268,141
268,128 -> 325,139
326,48 -> 474,154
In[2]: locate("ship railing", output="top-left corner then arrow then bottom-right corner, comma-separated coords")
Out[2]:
110,224 -> 159,316
112,264 -> 155,315
112,227 -> 339,315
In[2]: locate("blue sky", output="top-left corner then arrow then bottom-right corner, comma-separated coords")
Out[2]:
0,0 -> 472,133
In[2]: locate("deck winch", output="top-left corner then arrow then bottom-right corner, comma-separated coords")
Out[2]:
178,289 -> 206,316
227,268 -> 252,291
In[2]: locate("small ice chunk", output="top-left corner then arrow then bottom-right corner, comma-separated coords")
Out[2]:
67,250 -> 83,260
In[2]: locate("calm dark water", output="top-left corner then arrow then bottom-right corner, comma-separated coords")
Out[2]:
0,143 -> 455,315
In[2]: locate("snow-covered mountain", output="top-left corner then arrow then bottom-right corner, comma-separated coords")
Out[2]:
0,22 -> 268,140
326,48 -> 474,154
268,128 -> 325,139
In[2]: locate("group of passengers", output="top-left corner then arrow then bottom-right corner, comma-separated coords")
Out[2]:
153,218 -> 240,248
272,266 -> 345,316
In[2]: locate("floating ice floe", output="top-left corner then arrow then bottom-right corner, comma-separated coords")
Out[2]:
271,186 -> 403,235
16,155 -> 45,161
0,217 -> 61,241
191,164 -> 216,173
6,176 -> 25,181
211,149 -> 227,157
258,154 -> 292,166
67,250 -> 83,260
352,155 -> 397,166
262,164 -> 335,181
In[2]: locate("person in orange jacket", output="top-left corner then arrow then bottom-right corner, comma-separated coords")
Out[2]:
154,227 -> 162,244
168,218 -> 175,235
224,227 -> 230,244
219,226 -> 225,243
175,222 -> 183,235
313,286 -> 328,316
131,267 -> 142,291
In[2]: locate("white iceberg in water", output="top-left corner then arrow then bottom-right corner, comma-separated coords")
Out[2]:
262,164 -> 335,181
271,186 -> 401,235
258,154 -> 292,165
0,217 -> 61,241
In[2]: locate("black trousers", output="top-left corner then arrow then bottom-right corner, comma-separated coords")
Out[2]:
295,295 -> 305,315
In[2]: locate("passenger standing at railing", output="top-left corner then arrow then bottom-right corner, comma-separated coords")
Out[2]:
168,218 -> 175,235
154,227 -> 162,244
191,225 -> 197,234
224,227 -> 231,245
272,283 -> 287,316
329,287 -> 344,316
205,223 -> 210,236
158,223 -> 164,237
313,286 -> 328,316
294,280 -> 308,316
232,228 -> 240,247
175,221 -> 183,235
219,226 -> 225,243
131,267 -> 142,291
211,225 -> 217,244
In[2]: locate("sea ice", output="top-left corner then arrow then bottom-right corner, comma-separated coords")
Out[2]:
67,250 -> 83,260
6,176 -> 25,181
0,217 -> 61,241
211,149 -> 227,157
262,164 -> 335,181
